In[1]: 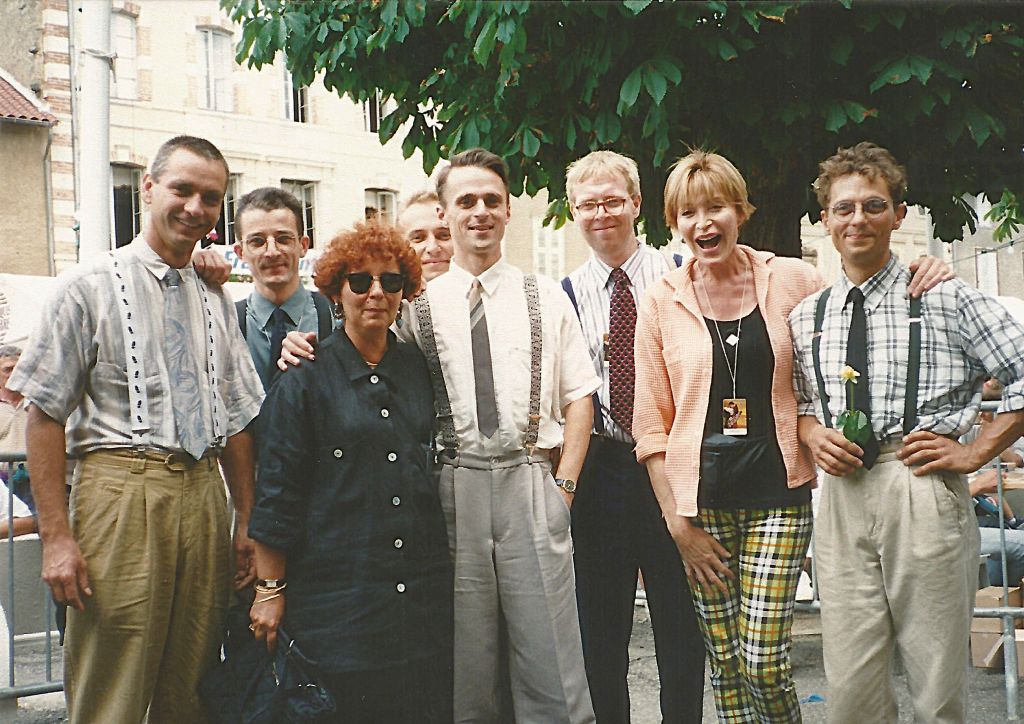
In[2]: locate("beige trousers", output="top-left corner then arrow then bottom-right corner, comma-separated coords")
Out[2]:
65,451 -> 232,724
816,448 -> 979,723
438,451 -> 595,724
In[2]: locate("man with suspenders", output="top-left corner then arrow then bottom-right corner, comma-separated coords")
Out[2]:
403,148 -> 600,723
790,142 -> 1024,723
232,187 -> 333,391
9,135 -> 264,722
559,150 -> 705,723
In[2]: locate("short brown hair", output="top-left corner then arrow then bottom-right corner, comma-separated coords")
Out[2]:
663,149 -> 756,231
150,135 -> 229,182
234,187 -> 304,240
435,148 -> 509,205
313,220 -> 422,302
813,141 -> 907,208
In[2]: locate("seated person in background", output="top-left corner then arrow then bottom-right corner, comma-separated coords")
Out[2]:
972,470 -> 1024,586
0,480 -> 36,538
967,378 -> 1024,585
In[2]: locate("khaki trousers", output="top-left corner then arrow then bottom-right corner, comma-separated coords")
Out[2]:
816,448 -> 979,724
438,451 -> 595,724
65,450 -> 232,724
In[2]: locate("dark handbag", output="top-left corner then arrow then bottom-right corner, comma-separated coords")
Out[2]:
699,433 -> 774,503
200,601 -> 336,724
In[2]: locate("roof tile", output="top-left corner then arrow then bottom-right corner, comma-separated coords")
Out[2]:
0,76 -> 58,125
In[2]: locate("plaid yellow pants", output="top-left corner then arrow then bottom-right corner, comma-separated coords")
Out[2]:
691,504 -> 813,723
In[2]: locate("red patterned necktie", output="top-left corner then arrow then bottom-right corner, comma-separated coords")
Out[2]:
608,267 -> 636,435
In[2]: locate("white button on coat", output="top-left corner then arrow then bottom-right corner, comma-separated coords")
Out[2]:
333,448 -> 343,458
387,452 -> 398,462
380,409 -> 389,418
396,582 -> 406,593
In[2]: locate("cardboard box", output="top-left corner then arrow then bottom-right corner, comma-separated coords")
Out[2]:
971,630 -> 1024,677
973,586 -> 1022,632
971,631 -> 1004,669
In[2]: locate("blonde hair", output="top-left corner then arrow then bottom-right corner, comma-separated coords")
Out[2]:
400,189 -> 439,214
565,150 -> 641,206
663,149 -> 755,231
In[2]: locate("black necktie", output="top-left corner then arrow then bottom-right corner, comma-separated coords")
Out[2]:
268,307 -> 288,384
846,287 -> 880,468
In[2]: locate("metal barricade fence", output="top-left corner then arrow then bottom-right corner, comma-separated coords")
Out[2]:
795,399 -> 1024,720
0,452 -> 63,706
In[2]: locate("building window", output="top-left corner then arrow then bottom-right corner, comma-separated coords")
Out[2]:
111,165 -> 143,248
208,174 -> 241,246
199,28 -> 233,111
110,12 -> 137,100
532,217 -> 565,280
283,68 -> 308,123
364,188 -> 397,224
363,91 -> 382,133
282,180 -> 317,247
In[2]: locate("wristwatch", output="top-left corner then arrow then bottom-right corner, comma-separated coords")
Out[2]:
555,478 -> 577,494
256,578 -> 285,589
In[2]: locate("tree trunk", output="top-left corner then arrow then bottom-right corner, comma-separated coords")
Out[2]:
740,161 -> 809,259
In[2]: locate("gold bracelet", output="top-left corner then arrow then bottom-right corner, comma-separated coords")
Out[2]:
253,592 -> 284,605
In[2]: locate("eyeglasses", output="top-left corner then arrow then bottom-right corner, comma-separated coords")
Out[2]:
574,197 -> 629,217
830,198 -> 890,219
243,234 -> 299,251
345,272 -> 406,294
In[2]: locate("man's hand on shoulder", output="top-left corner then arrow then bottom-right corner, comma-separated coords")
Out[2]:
906,255 -> 954,298
192,247 -> 232,286
279,330 -> 318,370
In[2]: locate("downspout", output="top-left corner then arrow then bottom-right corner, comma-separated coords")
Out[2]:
43,127 -> 55,276
66,1 -> 81,261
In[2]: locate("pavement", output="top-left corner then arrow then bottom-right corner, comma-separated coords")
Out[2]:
7,606 -> 1024,722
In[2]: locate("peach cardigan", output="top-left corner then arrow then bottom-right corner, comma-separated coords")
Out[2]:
633,245 -> 824,517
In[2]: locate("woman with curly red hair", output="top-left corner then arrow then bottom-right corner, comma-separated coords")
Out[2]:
247,220 -> 452,723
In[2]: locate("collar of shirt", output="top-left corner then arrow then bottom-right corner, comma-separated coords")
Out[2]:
128,235 -> 196,284
590,241 -> 643,291
837,254 -> 901,314
249,286 -> 310,330
335,328 -> 400,383
448,257 -> 511,299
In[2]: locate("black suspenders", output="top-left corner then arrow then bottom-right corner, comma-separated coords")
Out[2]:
811,288 -> 923,436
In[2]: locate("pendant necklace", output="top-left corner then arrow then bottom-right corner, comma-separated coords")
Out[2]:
698,262 -> 750,436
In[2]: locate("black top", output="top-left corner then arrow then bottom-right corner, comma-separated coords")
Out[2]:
698,307 -> 810,509
248,330 -> 452,673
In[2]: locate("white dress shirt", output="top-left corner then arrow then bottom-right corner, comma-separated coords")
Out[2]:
564,243 -> 673,443
400,259 -> 600,457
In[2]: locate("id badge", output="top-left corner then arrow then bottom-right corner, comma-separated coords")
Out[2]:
722,397 -> 748,436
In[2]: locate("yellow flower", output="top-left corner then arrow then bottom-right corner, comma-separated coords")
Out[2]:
840,365 -> 860,383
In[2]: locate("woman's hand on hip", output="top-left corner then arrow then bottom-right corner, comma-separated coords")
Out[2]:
666,515 -> 733,595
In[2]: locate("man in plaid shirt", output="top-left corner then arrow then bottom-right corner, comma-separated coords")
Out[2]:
790,142 -> 1024,723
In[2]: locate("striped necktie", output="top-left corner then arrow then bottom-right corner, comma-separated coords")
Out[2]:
469,279 -> 499,438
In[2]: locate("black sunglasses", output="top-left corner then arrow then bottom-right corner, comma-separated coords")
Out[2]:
345,272 -> 405,294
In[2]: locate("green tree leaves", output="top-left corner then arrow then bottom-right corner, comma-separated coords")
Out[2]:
223,0 -> 1024,253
